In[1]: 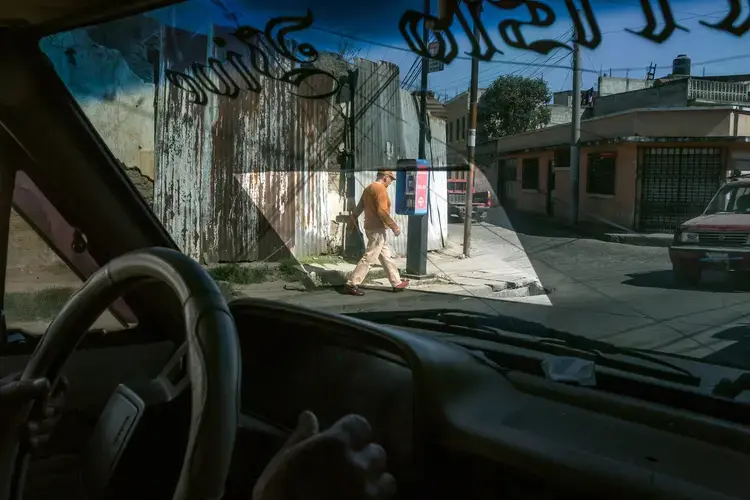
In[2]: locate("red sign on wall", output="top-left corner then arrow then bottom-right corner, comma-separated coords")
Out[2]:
415,170 -> 429,211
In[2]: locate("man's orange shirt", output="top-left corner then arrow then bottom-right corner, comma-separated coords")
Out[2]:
353,181 -> 399,232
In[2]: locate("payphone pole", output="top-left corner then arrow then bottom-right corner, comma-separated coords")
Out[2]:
405,0 -> 430,277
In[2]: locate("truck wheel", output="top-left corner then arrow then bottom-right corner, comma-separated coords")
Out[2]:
673,264 -> 701,286
730,271 -> 750,290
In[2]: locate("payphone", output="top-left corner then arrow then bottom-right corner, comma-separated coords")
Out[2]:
395,158 -> 430,216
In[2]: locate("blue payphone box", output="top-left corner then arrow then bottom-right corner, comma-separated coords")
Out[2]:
395,159 -> 430,216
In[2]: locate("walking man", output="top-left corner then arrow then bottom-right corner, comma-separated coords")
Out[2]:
346,170 -> 409,296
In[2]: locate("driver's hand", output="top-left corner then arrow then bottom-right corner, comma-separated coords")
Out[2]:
253,411 -> 396,500
0,373 -> 67,452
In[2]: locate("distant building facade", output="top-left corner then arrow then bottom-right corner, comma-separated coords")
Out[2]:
477,106 -> 750,233
444,89 -> 491,191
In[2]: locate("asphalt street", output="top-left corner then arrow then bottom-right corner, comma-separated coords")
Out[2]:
468,216 -> 750,368
249,212 -> 750,370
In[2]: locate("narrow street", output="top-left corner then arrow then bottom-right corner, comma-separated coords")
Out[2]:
259,212 -> 750,370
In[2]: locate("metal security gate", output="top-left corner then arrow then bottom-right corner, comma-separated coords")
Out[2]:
638,147 -> 724,233
497,159 -> 517,208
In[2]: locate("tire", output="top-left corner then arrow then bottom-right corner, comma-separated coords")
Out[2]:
673,264 -> 701,286
730,271 -> 750,290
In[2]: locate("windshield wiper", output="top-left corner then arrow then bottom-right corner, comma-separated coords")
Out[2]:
350,309 -> 700,386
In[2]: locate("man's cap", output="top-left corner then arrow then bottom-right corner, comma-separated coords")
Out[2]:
378,170 -> 396,180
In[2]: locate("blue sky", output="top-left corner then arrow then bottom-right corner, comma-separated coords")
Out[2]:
148,0 -> 750,99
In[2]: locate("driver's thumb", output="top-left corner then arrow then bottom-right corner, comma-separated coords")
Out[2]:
0,378 -> 49,405
283,410 -> 319,449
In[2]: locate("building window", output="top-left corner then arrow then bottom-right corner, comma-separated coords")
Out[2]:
587,152 -> 616,195
462,116 -> 466,139
522,158 -> 539,190
455,119 -> 460,141
555,147 -> 571,169
448,122 -> 453,142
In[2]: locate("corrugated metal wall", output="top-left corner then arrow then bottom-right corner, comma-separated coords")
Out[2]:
154,26 -> 208,261
400,91 -> 448,250
154,25 -> 337,262
353,59 -> 448,255
352,60 -> 406,253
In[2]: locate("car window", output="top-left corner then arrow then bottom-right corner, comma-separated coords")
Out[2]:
6,180 -> 128,335
708,186 -> 750,214
33,0 -> 750,377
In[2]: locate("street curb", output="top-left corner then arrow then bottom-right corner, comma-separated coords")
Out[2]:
437,281 -> 553,299
604,234 -> 673,248
556,222 -> 672,248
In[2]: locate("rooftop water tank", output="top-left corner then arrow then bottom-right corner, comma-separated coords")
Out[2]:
672,54 -> 691,77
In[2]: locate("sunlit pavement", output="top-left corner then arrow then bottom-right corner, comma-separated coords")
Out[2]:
253,214 -> 750,370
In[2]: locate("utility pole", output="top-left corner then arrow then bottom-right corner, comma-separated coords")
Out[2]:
569,32 -> 582,225
463,0 -> 481,258
344,68 -> 362,259
405,0 -> 430,276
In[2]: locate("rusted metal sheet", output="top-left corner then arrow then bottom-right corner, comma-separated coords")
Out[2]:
153,24 -> 207,261
353,60 -> 408,255
352,59 -> 448,256
154,25 -> 336,262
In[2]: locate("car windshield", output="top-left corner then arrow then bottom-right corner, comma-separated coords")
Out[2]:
705,184 -> 750,214
24,0 -> 750,372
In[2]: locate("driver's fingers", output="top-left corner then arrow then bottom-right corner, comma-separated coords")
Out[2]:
330,414 -> 372,451
50,377 -> 69,399
357,442 -> 387,475
0,371 -> 21,385
27,414 -> 61,436
368,472 -> 397,499
28,434 -> 51,451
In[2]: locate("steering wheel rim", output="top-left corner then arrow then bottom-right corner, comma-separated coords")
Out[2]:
0,247 -> 241,500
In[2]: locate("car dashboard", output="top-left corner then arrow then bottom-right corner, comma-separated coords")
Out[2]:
230,299 -> 750,500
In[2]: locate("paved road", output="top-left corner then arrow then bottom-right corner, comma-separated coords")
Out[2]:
246,212 -> 750,369
456,213 -> 750,368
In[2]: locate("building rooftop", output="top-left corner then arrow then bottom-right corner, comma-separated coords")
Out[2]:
480,105 -> 750,155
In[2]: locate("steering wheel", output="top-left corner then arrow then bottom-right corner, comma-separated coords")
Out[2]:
0,247 -> 241,500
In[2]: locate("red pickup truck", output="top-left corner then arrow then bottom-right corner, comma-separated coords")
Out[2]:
670,173 -> 750,286
447,179 -> 492,223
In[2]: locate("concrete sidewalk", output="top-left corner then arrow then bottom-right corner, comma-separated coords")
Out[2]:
294,226 -> 552,303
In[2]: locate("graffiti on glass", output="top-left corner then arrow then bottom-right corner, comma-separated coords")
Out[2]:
400,0 -> 749,65
166,10 -> 340,107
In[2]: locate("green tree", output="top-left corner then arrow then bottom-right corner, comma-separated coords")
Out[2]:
477,75 -> 552,140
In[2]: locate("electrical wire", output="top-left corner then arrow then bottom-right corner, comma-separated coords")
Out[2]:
309,6 -> 742,77
433,27 -> 574,94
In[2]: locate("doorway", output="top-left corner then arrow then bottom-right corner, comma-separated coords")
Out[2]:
498,158 -> 517,209
546,159 -> 555,216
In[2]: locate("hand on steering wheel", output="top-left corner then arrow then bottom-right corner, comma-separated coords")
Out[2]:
0,248 -> 241,500
0,373 -> 67,452
253,411 -> 396,500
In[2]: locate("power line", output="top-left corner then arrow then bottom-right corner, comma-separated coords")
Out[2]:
434,28 -> 573,92
310,7 -> 738,77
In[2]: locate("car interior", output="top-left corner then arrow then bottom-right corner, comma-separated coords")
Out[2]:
1,1 -> 750,499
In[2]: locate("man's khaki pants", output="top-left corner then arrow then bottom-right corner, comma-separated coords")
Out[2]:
347,229 -> 402,287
